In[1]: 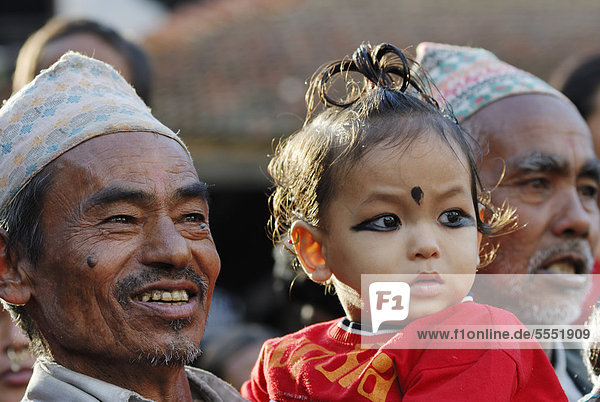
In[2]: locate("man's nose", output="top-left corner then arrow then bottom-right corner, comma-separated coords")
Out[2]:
141,216 -> 192,268
552,188 -> 591,238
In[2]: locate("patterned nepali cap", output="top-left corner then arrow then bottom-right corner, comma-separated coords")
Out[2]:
415,42 -> 569,122
0,51 -> 189,213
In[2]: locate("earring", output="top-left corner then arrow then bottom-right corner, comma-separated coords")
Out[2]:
288,232 -> 300,246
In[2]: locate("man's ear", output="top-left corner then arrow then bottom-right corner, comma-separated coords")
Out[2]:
0,230 -> 31,306
290,221 -> 332,283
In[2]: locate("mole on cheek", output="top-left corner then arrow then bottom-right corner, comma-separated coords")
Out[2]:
411,186 -> 424,205
86,255 -> 98,268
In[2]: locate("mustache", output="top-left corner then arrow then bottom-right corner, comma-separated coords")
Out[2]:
526,239 -> 594,274
114,265 -> 209,306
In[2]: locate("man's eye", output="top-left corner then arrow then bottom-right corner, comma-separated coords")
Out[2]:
579,184 -> 599,199
183,214 -> 207,227
522,177 -> 550,190
103,215 -> 134,224
439,210 -> 474,228
353,214 -> 401,231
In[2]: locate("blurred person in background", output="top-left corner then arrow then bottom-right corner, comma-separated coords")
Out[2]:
555,54 -> 600,156
553,55 -> 600,326
0,307 -> 34,402
11,17 -> 152,105
417,42 -> 600,401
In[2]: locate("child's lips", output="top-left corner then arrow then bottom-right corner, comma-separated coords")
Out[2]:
409,272 -> 443,297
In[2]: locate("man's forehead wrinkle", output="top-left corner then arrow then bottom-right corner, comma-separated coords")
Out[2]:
165,166 -> 199,183
51,150 -> 95,179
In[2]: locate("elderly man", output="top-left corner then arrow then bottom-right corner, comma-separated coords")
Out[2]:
416,43 -> 600,401
0,52 -> 245,401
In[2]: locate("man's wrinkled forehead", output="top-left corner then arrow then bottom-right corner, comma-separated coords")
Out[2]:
47,131 -> 201,208
467,93 -> 592,154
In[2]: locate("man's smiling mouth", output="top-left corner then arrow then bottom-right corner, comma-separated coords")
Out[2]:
134,289 -> 191,305
533,255 -> 590,289
128,285 -> 200,321
537,257 -> 585,275
114,266 -> 208,310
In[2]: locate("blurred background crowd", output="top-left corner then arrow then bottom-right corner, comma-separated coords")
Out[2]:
1,0 -> 600,396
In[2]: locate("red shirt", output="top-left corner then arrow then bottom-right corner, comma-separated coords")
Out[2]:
242,302 -> 566,401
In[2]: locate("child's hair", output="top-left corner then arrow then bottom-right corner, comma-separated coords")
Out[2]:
268,42 -> 516,268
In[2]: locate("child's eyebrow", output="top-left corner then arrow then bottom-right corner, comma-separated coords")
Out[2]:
358,191 -> 403,206
359,185 -> 470,206
436,185 -> 471,199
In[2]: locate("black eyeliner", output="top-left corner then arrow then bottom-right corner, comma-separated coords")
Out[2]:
351,214 -> 401,231
351,220 -> 371,231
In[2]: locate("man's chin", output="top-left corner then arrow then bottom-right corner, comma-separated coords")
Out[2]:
509,299 -> 582,325
132,338 -> 202,367
473,275 -> 588,325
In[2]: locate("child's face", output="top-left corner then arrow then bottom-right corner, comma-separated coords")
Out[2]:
319,131 -> 480,322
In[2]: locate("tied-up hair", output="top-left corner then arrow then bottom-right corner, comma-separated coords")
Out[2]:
305,42 -> 451,123
268,42 -> 517,270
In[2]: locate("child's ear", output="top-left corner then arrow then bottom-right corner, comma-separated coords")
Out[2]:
0,230 -> 31,306
290,221 -> 332,283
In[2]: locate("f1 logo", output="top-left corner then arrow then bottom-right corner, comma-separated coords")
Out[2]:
369,282 -> 410,332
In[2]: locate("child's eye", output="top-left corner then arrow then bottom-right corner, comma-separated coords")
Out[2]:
439,210 -> 475,228
352,214 -> 401,231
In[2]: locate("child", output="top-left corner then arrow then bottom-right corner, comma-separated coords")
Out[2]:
241,42 -> 565,401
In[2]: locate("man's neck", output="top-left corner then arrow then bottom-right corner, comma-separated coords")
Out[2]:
54,355 -> 194,402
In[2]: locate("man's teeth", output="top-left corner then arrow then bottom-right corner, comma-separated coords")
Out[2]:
544,262 -> 576,274
137,290 -> 190,304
